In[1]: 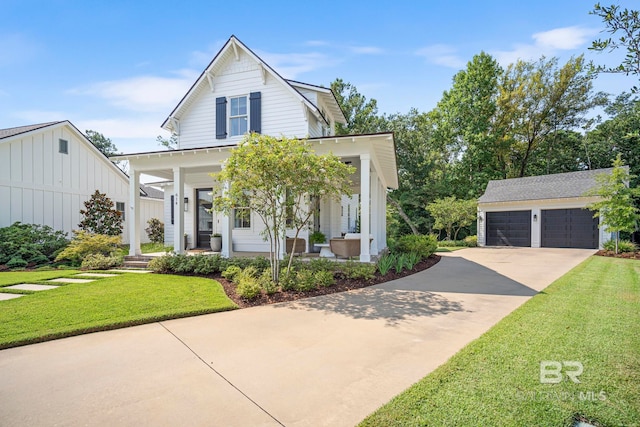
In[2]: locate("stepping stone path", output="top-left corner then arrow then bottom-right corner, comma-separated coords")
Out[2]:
49,278 -> 95,284
108,269 -> 152,274
74,273 -> 118,278
0,293 -> 24,300
0,270 -> 151,302
5,284 -> 60,291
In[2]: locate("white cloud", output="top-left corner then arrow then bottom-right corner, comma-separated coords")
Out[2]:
256,50 -> 338,79
70,74 -> 194,113
415,44 -> 466,69
0,33 -> 39,67
349,46 -> 384,55
493,26 -> 599,65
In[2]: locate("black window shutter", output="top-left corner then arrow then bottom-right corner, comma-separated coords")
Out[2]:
216,97 -> 227,139
249,92 -> 261,134
170,195 -> 174,225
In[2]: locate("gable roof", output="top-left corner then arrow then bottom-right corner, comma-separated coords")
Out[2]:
0,121 -> 64,140
161,35 -> 346,132
478,168 -> 618,204
0,120 -> 160,199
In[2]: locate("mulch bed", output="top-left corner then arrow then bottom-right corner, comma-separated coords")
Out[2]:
213,255 -> 441,308
595,250 -> 640,260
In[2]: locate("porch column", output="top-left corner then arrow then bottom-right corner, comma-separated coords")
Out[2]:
380,184 -> 388,250
173,167 -> 185,254
359,153 -> 371,262
221,180 -> 233,258
128,167 -> 141,256
370,170 -> 380,256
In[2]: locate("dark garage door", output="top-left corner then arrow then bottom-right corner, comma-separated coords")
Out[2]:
541,209 -> 598,249
486,211 -> 531,247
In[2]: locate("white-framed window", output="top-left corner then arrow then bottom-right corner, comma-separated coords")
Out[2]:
116,202 -> 124,221
229,96 -> 248,136
116,202 -> 125,221
234,208 -> 251,228
58,138 -> 68,154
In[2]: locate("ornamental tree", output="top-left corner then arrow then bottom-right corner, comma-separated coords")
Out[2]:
426,196 -> 477,241
78,190 -> 123,236
586,154 -> 640,253
213,133 -> 354,283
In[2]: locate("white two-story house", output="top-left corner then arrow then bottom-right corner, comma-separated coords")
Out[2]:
113,35 -> 398,262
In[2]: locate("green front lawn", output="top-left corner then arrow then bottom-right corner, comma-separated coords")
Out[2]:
0,270 -> 80,286
0,272 -> 237,349
435,246 -> 467,252
360,256 -> 640,426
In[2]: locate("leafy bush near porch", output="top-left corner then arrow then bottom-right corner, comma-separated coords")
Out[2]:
145,218 -> 164,243
0,222 -> 69,267
55,231 -> 121,266
81,253 -> 122,270
603,239 -> 637,253
393,234 -> 437,258
339,260 -> 376,280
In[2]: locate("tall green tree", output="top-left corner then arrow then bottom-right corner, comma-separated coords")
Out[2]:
586,154 -> 640,253
590,3 -> 640,91
213,133 -> 353,283
330,78 -> 382,135
157,134 -> 178,150
85,130 -> 119,157
498,55 -> 606,177
435,52 -> 509,197
584,93 -> 640,187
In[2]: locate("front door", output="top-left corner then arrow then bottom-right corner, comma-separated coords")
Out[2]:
196,188 -> 213,248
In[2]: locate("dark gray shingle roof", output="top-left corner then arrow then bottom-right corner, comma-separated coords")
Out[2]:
478,168 -> 617,204
140,184 -> 164,199
0,122 -> 64,140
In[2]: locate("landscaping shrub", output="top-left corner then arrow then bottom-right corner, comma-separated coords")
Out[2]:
603,239 -> 637,253
377,253 -> 395,275
235,267 -> 262,299
394,253 -> 408,273
463,235 -> 478,247
340,260 -> 376,280
55,231 -> 120,266
315,270 -> 335,287
258,269 -> 278,294
145,218 -> 164,243
295,269 -> 317,292
0,222 -> 69,267
307,258 -> 336,273
222,265 -> 242,281
78,190 -> 123,236
81,253 -> 122,270
192,254 -> 225,275
280,270 -> 297,291
148,255 -> 172,273
395,234 -> 437,258
405,252 -> 421,270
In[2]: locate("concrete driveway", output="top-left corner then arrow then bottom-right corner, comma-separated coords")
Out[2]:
0,248 -> 594,427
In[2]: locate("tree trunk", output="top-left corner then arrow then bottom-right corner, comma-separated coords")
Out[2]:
387,195 -> 419,235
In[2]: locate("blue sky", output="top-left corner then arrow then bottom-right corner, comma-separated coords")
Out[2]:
1,0 -> 638,154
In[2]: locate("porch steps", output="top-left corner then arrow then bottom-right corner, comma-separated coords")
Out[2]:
123,255 -> 155,269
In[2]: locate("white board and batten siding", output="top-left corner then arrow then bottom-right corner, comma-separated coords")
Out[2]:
0,122 -> 163,243
177,49 -> 312,150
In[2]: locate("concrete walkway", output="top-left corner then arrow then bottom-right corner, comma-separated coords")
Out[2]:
0,248 -> 594,427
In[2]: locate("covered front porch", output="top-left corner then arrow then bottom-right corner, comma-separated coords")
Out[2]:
111,133 -> 397,263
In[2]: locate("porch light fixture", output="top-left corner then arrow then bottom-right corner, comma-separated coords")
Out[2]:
184,197 -> 189,212
533,214 -> 538,222
478,214 -> 484,222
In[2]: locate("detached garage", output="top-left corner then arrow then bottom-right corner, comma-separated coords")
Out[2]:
477,169 -> 616,249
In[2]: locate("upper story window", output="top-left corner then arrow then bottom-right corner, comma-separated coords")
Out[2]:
216,92 -> 261,140
59,139 -> 68,154
230,96 -> 248,137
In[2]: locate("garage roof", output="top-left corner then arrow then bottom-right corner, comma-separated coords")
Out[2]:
478,168 -> 618,203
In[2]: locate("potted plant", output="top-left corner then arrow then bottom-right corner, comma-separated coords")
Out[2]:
210,233 -> 222,252
309,231 -> 326,253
